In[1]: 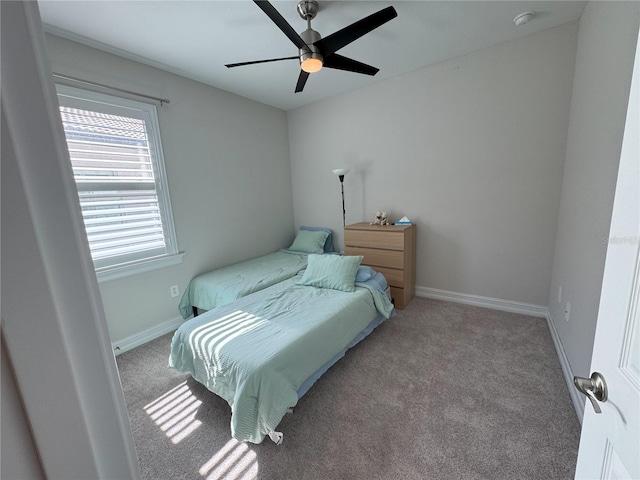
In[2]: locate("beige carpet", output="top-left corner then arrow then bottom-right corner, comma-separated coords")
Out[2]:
116,297 -> 580,480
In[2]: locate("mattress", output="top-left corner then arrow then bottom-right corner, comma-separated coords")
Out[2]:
178,250 -> 308,318
169,274 -> 394,443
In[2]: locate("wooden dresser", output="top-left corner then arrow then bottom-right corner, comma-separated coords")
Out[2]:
344,222 -> 416,309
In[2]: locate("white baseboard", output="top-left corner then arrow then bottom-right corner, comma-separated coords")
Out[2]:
112,316 -> 185,356
415,286 -> 548,317
415,285 -> 584,422
545,311 -> 585,424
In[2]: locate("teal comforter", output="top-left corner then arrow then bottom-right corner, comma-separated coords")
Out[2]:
178,250 -> 308,318
169,275 -> 394,444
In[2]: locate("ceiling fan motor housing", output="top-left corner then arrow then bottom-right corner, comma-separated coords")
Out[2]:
299,28 -> 322,66
298,1 -> 322,69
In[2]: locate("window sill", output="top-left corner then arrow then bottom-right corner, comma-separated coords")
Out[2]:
96,252 -> 185,283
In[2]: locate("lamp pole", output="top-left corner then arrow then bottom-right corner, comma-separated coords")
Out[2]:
339,174 -> 346,227
332,168 -> 350,228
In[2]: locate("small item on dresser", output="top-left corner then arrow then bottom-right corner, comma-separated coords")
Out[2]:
370,210 -> 390,226
394,216 -> 413,225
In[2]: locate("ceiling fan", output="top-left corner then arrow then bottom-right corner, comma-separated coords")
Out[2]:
226,0 -> 398,93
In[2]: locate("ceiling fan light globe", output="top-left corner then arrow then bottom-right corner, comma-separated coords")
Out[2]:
301,57 -> 323,73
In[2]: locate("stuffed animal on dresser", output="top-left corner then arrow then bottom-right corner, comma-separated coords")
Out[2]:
371,210 -> 390,226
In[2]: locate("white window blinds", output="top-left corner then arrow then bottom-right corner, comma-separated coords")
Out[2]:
56,85 -> 179,277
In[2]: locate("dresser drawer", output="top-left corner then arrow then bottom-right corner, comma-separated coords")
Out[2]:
345,246 -> 404,269
344,229 -> 405,251
390,286 -> 411,310
373,266 -> 404,288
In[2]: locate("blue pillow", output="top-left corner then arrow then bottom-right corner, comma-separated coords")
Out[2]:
298,254 -> 363,292
355,266 -> 376,282
288,229 -> 329,254
300,226 -> 334,253
361,272 -> 388,293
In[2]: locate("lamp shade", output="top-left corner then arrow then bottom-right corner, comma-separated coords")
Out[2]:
332,168 -> 350,176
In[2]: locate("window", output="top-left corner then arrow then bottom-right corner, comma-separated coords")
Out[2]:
56,85 -> 182,281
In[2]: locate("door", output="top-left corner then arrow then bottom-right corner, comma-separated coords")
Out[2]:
573,31 -> 640,479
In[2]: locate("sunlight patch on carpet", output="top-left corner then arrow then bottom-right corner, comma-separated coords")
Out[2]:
144,381 -> 202,444
200,439 -> 258,479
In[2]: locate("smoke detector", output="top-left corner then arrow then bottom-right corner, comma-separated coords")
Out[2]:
513,11 -> 535,26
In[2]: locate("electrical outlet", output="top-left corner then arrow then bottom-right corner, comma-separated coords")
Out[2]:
564,302 -> 571,322
170,284 -> 179,298
558,286 -> 562,304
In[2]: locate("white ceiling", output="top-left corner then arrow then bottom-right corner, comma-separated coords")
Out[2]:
39,1 -> 586,111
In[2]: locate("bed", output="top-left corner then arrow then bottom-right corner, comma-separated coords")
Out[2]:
169,254 -> 394,444
178,226 -> 335,319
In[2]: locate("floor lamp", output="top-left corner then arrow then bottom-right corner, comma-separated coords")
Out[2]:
332,168 -> 349,227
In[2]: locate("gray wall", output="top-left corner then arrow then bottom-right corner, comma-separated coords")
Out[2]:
548,2 -> 640,378
45,35 -> 295,342
288,23 -> 578,307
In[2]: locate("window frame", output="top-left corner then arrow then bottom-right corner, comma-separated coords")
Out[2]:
56,84 -> 183,282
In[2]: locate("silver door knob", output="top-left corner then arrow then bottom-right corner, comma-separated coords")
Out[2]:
573,372 -> 607,414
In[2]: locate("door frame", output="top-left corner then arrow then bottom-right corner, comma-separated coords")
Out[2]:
1,2 -> 140,478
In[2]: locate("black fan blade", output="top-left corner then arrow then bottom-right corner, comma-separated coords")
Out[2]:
226,56 -> 298,68
295,70 -> 310,93
323,54 -> 379,76
254,1 -> 310,53
314,6 -> 397,56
